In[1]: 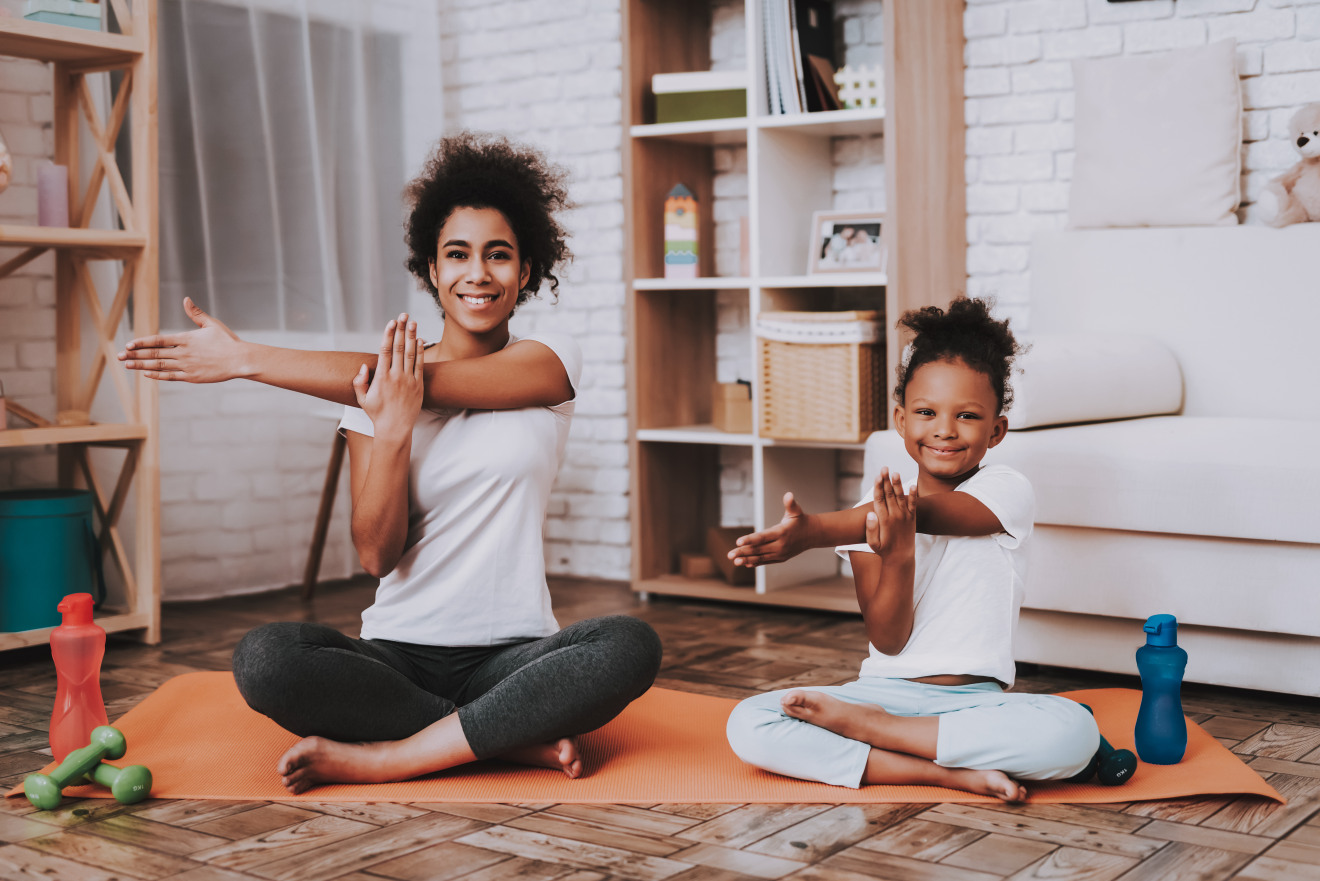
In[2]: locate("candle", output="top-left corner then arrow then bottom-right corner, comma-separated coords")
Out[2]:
37,163 -> 69,227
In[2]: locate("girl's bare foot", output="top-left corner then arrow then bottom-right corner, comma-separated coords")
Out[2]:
500,737 -> 583,778
277,737 -> 403,794
782,688 -> 893,744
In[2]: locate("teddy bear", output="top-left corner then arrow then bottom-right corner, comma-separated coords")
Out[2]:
1260,102 -> 1320,227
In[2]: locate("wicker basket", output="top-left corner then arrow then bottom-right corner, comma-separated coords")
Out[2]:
756,310 -> 885,443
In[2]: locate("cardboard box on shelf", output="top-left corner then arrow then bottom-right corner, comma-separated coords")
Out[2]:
652,70 -> 747,124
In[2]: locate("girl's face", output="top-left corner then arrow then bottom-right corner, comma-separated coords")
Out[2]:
429,206 -> 530,338
894,357 -> 1008,492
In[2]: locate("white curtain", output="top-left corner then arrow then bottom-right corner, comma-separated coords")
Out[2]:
157,0 -> 443,341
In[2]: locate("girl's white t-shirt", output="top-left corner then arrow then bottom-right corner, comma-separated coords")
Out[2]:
836,465 -> 1035,687
338,331 -> 582,646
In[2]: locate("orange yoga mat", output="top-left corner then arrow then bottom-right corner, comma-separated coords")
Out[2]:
8,672 -> 1281,805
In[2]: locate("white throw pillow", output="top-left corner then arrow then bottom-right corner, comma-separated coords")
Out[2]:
1069,39 -> 1241,229
1008,333 -> 1183,430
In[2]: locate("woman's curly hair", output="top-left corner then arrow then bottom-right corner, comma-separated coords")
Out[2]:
893,297 -> 1023,414
404,132 -> 571,309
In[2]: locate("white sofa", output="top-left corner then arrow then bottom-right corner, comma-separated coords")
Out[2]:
864,225 -> 1320,698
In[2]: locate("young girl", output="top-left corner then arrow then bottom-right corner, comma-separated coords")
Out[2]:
119,132 -> 662,793
724,297 -> 1097,801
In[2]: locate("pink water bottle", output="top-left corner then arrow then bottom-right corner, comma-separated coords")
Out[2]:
49,593 -> 108,762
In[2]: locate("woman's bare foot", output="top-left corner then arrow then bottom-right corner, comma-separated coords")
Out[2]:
950,767 -> 1028,803
499,737 -> 583,778
782,688 -> 895,744
277,737 -> 404,794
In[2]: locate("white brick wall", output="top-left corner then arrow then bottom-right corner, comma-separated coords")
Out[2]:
10,0 -> 1317,598
0,0 -> 58,491
965,0 -> 1320,327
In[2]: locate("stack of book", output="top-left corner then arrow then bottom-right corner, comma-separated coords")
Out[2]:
763,0 -> 841,115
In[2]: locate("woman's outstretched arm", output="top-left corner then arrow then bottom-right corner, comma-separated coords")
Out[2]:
118,298 -> 572,410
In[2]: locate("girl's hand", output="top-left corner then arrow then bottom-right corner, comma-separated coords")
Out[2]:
117,297 -> 247,382
865,468 -> 918,561
353,314 -> 424,442
729,492 -> 809,567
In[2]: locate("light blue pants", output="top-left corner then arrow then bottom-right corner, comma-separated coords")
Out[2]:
726,678 -> 1100,789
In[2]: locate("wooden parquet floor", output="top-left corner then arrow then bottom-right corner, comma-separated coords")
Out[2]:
2,576 -> 1319,881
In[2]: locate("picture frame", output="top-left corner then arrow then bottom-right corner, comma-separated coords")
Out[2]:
808,211 -> 886,274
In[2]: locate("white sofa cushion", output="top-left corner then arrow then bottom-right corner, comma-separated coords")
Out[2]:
1069,39 -> 1241,229
1009,333 -> 1183,430
864,417 -> 1320,544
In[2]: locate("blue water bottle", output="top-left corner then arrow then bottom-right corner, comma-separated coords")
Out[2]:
1134,613 -> 1188,764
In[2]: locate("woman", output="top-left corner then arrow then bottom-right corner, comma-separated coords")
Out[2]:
120,133 -> 661,793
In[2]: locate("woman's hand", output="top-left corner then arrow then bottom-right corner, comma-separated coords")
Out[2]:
729,492 -> 809,567
865,468 -> 917,561
353,314 -> 424,442
117,297 -> 248,382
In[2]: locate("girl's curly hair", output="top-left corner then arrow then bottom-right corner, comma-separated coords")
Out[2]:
404,132 -> 571,309
893,297 -> 1023,414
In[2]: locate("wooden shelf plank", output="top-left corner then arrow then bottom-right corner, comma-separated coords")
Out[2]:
636,574 -> 860,613
0,610 -> 152,652
0,18 -> 141,65
756,107 -> 885,137
637,426 -> 755,446
0,423 -> 147,448
760,273 -> 887,288
633,276 -> 751,291
630,119 -> 749,145
0,224 -> 145,257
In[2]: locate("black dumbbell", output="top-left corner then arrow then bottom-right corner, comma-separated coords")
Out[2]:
1066,703 -> 1138,786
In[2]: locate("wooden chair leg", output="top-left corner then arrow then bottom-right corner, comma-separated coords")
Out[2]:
302,430 -> 348,601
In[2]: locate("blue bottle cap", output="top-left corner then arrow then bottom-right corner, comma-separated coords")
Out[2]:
1143,614 -> 1179,647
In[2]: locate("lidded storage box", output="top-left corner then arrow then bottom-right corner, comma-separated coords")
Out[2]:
756,310 -> 884,443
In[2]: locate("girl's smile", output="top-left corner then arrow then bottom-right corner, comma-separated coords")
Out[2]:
894,357 -> 1008,493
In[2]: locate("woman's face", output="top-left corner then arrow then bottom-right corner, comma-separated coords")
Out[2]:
429,206 -> 530,335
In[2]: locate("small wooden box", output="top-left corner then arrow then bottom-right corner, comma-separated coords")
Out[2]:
712,382 -> 752,434
706,526 -> 755,586
679,553 -> 716,579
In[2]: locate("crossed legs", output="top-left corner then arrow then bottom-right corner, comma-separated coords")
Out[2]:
727,679 -> 1098,801
232,616 -> 662,792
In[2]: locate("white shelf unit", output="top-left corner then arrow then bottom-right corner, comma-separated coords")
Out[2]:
623,0 -> 965,612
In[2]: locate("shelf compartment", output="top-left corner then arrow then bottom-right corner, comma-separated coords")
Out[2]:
0,609 -> 152,652
632,288 -> 723,430
628,139 -> 718,280
0,423 -> 147,449
0,18 -> 142,66
632,441 -> 724,583
0,225 -> 146,258
756,107 -> 885,138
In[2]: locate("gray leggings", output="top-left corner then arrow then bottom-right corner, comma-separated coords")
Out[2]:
231,615 -> 662,759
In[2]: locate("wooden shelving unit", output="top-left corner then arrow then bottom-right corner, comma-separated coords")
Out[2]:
0,1 -> 160,651
623,0 -> 965,612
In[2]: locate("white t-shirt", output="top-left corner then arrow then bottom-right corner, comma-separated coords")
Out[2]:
338,331 -> 582,646
836,465 -> 1035,687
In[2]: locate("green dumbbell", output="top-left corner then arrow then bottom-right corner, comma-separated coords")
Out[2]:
86,759 -> 152,805
23,726 -> 150,810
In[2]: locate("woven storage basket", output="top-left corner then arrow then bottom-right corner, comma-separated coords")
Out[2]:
756,310 -> 885,443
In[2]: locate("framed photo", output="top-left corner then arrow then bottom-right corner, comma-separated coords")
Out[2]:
808,211 -> 886,274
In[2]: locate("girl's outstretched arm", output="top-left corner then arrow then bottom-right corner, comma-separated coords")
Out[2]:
730,471 -> 1007,568
118,298 -> 572,410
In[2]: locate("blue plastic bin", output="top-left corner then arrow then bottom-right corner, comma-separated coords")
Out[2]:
0,489 -> 105,632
